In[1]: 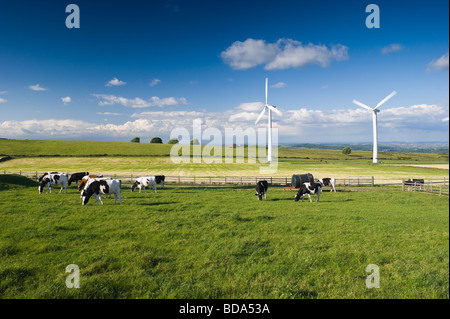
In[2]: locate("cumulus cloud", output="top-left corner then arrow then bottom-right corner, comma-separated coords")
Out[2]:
97,112 -> 122,116
149,78 -> 161,86
0,103 -> 447,143
381,43 -> 403,54
106,77 -> 126,87
61,96 -> 71,104
93,94 -> 188,108
29,84 -> 47,91
0,98 -> 7,103
221,38 -> 349,70
427,52 -> 449,72
271,82 -> 287,89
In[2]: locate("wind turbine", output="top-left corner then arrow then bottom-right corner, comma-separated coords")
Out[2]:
352,91 -> 397,163
255,78 -> 282,162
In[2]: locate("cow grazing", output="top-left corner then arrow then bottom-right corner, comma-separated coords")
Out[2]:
317,178 -> 336,192
294,182 -> 322,202
38,173 -> 68,194
82,179 -> 122,205
80,177 -> 112,198
78,174 -> 103,191
37,171 -> 58,182
68,172 -> 89,186
131,176 -> 157,193
155,175 -> 165,189
255,180 -> 268,201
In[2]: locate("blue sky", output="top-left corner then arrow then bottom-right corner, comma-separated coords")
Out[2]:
0,0 -> 448,143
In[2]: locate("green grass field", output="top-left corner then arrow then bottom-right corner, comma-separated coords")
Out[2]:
0,174 -> 448,298
1,140 -> 448,183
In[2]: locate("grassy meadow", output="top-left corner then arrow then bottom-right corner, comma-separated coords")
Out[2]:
0,174 -> 448,299
0,139 -> 448,299
0,139 -> 448,183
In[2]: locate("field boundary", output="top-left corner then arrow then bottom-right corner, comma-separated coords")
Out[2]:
402,179 -> 449,196
0,170 -> 395,188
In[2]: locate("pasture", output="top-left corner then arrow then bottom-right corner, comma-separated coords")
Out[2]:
0,174 -> 448,299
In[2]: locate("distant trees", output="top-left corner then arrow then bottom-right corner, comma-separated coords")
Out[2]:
150,137 -> 163,144
342,147 -> 352,155
190,139 -> 200,145
168,138 -> 179,144
131,137 -> 140,143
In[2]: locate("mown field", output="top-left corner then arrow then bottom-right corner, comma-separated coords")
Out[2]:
0,174 -> 448,299
0,139 -> 448,183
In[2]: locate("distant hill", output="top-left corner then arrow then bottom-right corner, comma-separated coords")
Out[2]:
280,143 -> 449,154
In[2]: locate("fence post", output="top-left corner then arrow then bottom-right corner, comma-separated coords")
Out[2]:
402,180 -> 405,192
440,185 -> 442,196
372,176 -> 374,186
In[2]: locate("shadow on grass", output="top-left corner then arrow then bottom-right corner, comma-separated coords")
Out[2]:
0,174 -> 39,191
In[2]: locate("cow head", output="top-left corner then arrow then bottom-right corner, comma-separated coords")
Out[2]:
38,178 -> 49,194
131,181 -> 139,192
82,181 -> 99,205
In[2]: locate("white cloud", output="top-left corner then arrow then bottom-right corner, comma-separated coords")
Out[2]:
0,91 -> 7,94
221,38 -> 349,70
271,82 -> 287,89
61,96 -> 71,104
97,112 -> 122,116
427,52 -> 449,72
29,84 -> 47,91
1,103 -> 447,143
93,94 -> 188,108
381,43 -> 403,54
149,78 -> 161,86
0,98 -> 7,103
106,77 -> 126,87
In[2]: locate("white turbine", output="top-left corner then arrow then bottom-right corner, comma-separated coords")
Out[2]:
255,78 -> 282,162
352,91 -> 397,163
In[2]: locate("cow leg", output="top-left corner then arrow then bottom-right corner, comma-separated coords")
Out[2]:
308,194 -> 312,202
99,195 -> 104,205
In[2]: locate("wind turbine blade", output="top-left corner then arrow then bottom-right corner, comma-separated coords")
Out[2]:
352,99 -> 373,111
265,78 -> 268,105
374,91 -> 397,110
267,104 -> 282,116
255,107 -> 266,125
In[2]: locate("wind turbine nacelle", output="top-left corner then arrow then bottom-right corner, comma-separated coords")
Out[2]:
374,109 -> 380,113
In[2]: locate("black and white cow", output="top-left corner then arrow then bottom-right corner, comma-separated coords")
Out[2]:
255,180 -> 268,201
80,177 -> 112,198
155,175 -> 165,189
294,182 -> 322,202
317,178 -> 336,192
38,173 -> 68,194
68,172 -> 89,186
82,179 -> 122,205
37,171 -> 59,182
131,176 -> 157,193
405,178 -> 425,190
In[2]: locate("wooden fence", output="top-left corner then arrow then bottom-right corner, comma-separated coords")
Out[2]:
2,170 -> 376,187
402,179 -> 449,196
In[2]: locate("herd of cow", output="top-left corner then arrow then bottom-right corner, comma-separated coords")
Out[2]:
37,171 -> 165,205
255,177 -> 336,203
37,171 -> 337,205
